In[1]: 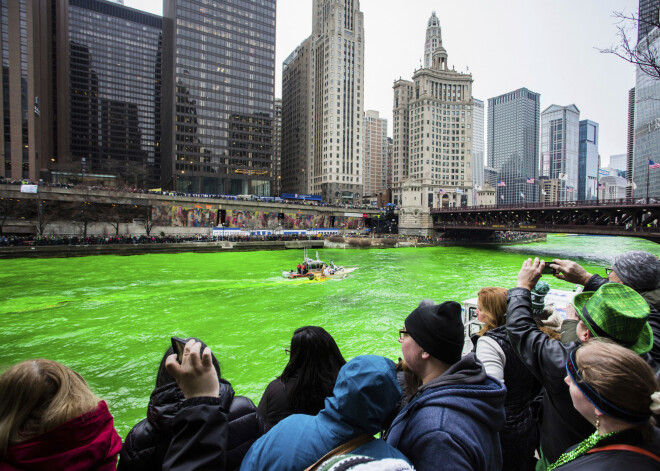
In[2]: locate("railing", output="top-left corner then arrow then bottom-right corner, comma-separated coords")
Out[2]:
432,197 -> 660,212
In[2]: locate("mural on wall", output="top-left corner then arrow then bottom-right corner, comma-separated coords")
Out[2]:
152,203 -> 173,226
225,210 -> 280,229
151,203 -> 217,227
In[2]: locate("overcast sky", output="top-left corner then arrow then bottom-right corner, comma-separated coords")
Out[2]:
125,0 -> 640,166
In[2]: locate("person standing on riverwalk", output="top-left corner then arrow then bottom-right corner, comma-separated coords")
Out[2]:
549,251 -> 660,366
385,301 -> 506,471
506,257 -> 655,470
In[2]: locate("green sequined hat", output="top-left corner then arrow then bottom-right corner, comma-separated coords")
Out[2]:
573,283 -> 652,354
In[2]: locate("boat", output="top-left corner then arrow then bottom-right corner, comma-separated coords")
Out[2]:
460,287 -> 578,354
282,249 -> 356,281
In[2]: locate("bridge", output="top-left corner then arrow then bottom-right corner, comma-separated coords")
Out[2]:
431,199 -> 660,241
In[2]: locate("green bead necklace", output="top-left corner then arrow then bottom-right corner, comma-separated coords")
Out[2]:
548,430 -> 619,470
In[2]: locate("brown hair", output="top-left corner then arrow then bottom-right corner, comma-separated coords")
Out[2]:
476,287 -> 508,336
576,339 -> 659,434
0,359 -> 100,457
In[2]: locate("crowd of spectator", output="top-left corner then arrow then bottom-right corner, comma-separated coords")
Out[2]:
1,251 -> 660,470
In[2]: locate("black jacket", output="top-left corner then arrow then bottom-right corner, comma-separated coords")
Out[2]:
256,377 -> 296,430
585,274 -> 660,367
505,287 -> 594,463
118,380 -> 264,471
552,427 -> 660,470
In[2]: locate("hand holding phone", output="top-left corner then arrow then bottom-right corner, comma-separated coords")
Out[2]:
171,337 -> 208,363
541,261 -> 557,275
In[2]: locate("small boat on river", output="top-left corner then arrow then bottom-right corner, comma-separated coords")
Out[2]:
282,250 -> 356,281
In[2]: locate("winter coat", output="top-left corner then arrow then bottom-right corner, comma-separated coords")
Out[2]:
585,274 -> 660,367
506,287 -> 595,463
551,427 -> 660,470
385,353 -> 507,471
256,377 -> 296,429
118,380 -> 264,471
483,326 -> 541,470
240,355 -> 411,471
1,400 -> 122,471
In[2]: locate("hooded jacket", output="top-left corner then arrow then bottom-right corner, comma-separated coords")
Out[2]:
119,379 -> 263,471
1,400 -> 122,471
385,353 -> 506,471
239,355 -> 410,471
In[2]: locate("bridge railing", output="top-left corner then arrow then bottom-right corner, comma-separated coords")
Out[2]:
431,197 -> 659,212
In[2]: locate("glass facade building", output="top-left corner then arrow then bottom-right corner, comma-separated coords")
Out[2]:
68,0 -> 162,187
540,104 -> 580,202
578,119 -> 599,201
638,0 -> 660,43
162,0 -> 276,195
487,87 -> 540,204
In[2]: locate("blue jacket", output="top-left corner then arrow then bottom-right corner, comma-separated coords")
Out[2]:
385,353 -> 506,471
240,355 -> 410,471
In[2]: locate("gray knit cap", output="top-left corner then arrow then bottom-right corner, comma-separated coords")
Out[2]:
612,251 -> 660,291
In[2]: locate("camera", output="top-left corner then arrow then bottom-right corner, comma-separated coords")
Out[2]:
541,262 -> 557,275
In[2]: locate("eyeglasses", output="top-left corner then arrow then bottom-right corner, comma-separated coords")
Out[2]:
605,267 -> 613,275
398,329 -> 409,341
285,347 -> 290,355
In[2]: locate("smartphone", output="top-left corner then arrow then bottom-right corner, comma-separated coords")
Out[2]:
542,263 -> 557,275
171,336 -> 187,363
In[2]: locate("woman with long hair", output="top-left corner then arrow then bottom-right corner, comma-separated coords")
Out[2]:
474,286 -> 542,471
0,359 -> 121,470
258,326 -> 346,429
549,338 -> 660,469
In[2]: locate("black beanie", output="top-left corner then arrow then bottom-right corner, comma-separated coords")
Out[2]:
404,301 -> 464,364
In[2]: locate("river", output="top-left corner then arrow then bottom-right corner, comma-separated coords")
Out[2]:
1,234 -> 658,437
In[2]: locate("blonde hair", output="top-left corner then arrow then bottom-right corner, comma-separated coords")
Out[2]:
0,359 -> 100,457
476,287 -> 508,336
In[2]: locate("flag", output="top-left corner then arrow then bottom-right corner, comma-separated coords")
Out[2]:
598,183 -> 605,189
558,173 -> 568,181
497,180 -> 506,187
500,194 -> 505,200
526,177 -> 535,184
439,189 -> 446,194
456,188 -> 464,194
520,192 -> 525,198
626,181 -> 638,189
475,184 -> 482,190
649,160 -> 660,169
566,187 -> 573,193
542,189 -> 547,195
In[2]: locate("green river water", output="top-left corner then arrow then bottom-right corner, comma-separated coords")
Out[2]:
1,235 -> 659,438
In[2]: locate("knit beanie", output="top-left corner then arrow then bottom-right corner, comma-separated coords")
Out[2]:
531,280 -> 550,316
404,301 -> 464,364
612,251 -> 660,291
318,455 -> 414,471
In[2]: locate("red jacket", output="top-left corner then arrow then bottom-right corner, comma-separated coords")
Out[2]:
1,400 -> 122,471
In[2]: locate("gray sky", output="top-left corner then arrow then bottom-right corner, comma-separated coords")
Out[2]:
126,0 -> 640,166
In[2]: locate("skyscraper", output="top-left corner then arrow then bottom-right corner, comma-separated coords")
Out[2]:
274,98 -> 282,196
162,0 -> 276,195
363,110 -> 388,203
578,119 -> 599,201
281,0 -> 364,204
392,12 -> 474,208
638,0 -> 660,43
424,12 -> 442,69
627,87 -> 635,197
472,98 -> 485,190
487,88 -> 540,204
540,104 -> 580,202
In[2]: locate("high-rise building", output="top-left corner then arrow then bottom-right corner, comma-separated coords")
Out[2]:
472,98 -> 485,192
273,98 -> 282,196
392,12 -> 474,208
578,119 -> 599,201
627,87 -> 636,197
610,153 -> 626,172
632,27 -> 660,199
162,0 -> 276,195
363,110 -> 388,203
281,0 -> 364,204
424,12 -> 442,69
638,0 -> 660,43
66,0 -> 162,188
487,88 -> 540,204
540,104 -> 580,202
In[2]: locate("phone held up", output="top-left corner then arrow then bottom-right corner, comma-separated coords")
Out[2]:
541,261 -> 557,275
171,337 -> 209,364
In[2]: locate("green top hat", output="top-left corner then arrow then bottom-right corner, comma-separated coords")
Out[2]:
573,283 -> 653,354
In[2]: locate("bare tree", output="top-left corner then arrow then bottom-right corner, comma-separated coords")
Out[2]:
598,10 -> 660,82
138,205 -> 155,236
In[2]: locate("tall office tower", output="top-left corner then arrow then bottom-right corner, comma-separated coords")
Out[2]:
472,98 -> 485,189
281,0 -> 364,204
273,98 -> 282,196
163,0 -> 276,195
424,12 -> 442,68
610,154 -> 626,172
487,88 -> 540,204
540,105 -> 580,202
627,87 -> 635,197
392,12 -> 474,208
281,40 -> 311,195
65,0 -> 162,188
578,119 -> 599,201
0,0 -> 45,181
385,136 -> 393,190
363,110 -> 388,202
638,0 -> 660,42
632,26 -> 660,198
